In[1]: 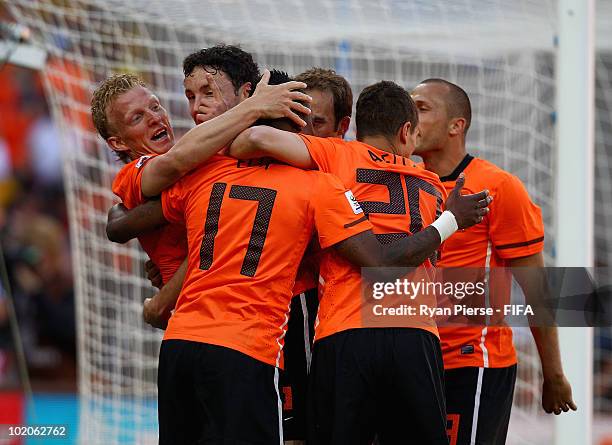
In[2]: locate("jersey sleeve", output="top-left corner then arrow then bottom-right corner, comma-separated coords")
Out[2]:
312,173 -> 373,249
297,134 -> 341,173
111,155 -> 157,208
489,175 -> 544,259
161,181 -> 186,225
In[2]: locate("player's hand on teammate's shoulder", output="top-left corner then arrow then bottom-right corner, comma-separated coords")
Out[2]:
542,374 -> 577,415
250,69 -> 312,128
143,296 -> 169,330
444,173 -> 493,230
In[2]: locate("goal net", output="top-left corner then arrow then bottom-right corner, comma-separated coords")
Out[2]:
5,1 -> 611,443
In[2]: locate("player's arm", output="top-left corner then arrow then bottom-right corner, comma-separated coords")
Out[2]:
229,125 -> 316,169
140,71 -> 312,197
145,260 -> 163,289
322,175 -> 491,269
106,200 -> 167,243
334,225 -> 442,269
143,259 -> 187,330
106,200 -> 168,243
510,252 -> 577,415
336,185 -> 490,268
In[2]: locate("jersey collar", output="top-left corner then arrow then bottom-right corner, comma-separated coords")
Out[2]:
439,154 -> 474,182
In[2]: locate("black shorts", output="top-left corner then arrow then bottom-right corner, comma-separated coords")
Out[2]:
158,339 -> 282,445
308,328 -> 447,445
280,288 -> 319,440
445,365 -> 517,445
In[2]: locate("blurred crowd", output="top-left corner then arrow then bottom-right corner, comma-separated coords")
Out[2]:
0,64 -> 76,391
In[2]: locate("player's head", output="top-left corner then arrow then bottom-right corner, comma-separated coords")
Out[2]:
253,70 -> 313,135
295,68 -> 352,138
410,78 -> 471,155
183,45 -> 260,124
91,73 -> 175,163
355,80 -> 418,156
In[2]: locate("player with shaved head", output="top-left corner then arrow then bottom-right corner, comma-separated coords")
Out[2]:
411,78 -> 576,445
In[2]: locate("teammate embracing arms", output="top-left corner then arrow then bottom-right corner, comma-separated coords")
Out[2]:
229,80 -> 492,444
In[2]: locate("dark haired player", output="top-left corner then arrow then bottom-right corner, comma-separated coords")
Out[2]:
106,73 -> 491,443
229,80 -> 493,444
282,67 -> 355,442
103,44 -> 310,312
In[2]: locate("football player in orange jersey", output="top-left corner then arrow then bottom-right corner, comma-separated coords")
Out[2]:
117,95 -> 486,445
295,67 -> 353,139
411,78 -> 576,445
228,80 -> 493,444
106,72 -> 491,444
99,66 -> 315,445
98,45 -> 311,316
282,67 -> 354,442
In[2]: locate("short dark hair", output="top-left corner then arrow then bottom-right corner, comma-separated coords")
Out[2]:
254,69 -> 308,132
183,45 -> 260,95
355,81 -> 418,140
267,69 -> 292,86
420,78 -> 472,134
295,68 -> 352,127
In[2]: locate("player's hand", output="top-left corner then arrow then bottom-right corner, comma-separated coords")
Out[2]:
251,69 -> 312,128
542,375 -> 577,415
145,260 -> 163,289
195,73 -> 231,124
444,173 -> 492,230
143,297 -> 169,330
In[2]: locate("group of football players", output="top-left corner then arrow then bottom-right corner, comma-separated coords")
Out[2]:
92,44 -> 576,445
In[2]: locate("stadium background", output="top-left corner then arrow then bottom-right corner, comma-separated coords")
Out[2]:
0,0 -> 610,443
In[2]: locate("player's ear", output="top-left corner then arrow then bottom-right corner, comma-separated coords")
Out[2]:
398,121 -> 412,145
449,117 -> 466,136
107,136 -> 131,157
238,82 -> 253,101
336,116 -> 351,139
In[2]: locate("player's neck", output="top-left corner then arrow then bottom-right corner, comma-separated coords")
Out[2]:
360,135 -> 408,157
422,145 -> 468,177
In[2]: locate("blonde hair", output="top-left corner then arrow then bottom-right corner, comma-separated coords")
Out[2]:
91,73 -> 146,163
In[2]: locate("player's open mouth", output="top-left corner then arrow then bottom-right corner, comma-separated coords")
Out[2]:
151,128 -> 169,142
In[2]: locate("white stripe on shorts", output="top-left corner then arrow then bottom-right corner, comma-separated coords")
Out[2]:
274,367 -> 283,444
470,367 -> 485,445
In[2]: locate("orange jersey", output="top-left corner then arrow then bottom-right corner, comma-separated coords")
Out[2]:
298,135 -> 448,341
435,155 -> 544,369
293,252 -> 320,296
160,155 -> 372,367
112,156 -> 188,284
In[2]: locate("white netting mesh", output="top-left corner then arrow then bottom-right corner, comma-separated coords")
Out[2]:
4,0 -> 612,443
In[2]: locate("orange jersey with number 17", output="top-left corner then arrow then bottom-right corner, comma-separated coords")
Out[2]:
161,155 -> 372,368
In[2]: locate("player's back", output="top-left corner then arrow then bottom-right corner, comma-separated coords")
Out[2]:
297,135 -> 448,340
112,156 -> 187,283
160,155 -> 365,367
